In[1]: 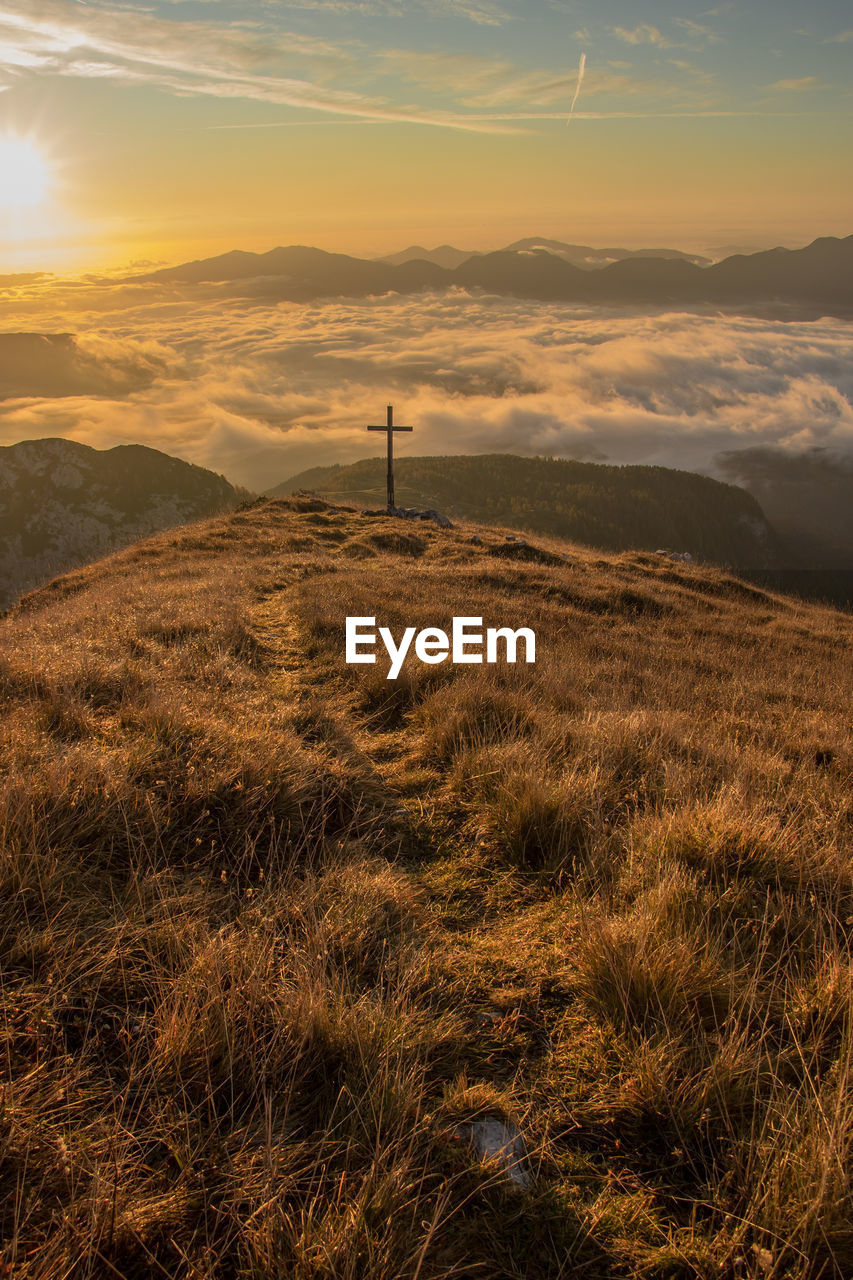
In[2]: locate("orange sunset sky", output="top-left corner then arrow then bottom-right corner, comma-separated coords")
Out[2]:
0,0 -> 851,270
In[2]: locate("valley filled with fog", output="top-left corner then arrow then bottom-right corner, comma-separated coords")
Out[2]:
2,273 -> 851,509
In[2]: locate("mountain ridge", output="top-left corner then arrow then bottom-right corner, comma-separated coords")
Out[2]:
0,437 -> 249,610
135,234 -> 853,312
375,238 -> 711,270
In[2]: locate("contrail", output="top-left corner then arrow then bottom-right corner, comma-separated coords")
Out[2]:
567,51 -> 586,124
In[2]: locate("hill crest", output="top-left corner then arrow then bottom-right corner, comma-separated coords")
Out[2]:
270,453 -> 777,569
4,494 -> 853,1274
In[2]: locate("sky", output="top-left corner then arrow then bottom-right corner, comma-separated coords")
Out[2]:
0,0 -> 851,268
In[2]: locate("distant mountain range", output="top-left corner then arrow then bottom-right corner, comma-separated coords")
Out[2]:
137,235 -> 853,312
377,244 -> 477,269
270,454 -> 778,568
377,238 -> 711,270
0,439 -> 248,610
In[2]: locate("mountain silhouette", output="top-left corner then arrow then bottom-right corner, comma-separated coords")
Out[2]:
502,237 -> 711,267
377,243 -> 477,269
140,245 -> 444,296
378,239 -> 709,270
136,235 -> 853,312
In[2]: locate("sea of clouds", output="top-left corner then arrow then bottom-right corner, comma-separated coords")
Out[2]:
1,277 -> 851,494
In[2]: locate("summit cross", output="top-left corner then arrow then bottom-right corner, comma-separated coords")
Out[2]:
367,404 -> 412,512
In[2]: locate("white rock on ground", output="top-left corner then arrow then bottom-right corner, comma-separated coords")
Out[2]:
454,1117 -> 532,1189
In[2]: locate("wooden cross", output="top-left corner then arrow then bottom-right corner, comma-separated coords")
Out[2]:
367,404 -> 412,512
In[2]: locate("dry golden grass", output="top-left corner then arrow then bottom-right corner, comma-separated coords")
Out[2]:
1,495 -> 852,1278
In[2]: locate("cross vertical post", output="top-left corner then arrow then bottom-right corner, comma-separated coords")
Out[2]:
367,404 -> 412,512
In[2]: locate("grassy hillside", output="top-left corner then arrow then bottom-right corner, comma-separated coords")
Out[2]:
2,498 -> 852,1278
270,455 -> 777,568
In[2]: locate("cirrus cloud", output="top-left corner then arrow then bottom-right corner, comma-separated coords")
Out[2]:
765,76 -> 825,92
0,0 -> 518,131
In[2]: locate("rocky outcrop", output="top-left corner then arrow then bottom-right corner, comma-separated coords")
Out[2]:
0,438 -> 247,610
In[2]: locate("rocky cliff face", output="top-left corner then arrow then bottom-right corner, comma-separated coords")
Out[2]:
0,438 -> 247,609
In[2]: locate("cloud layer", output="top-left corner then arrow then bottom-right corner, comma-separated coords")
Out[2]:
1,276 -> 851,493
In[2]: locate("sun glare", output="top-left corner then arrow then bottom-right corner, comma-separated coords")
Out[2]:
0,136 -> 49,210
